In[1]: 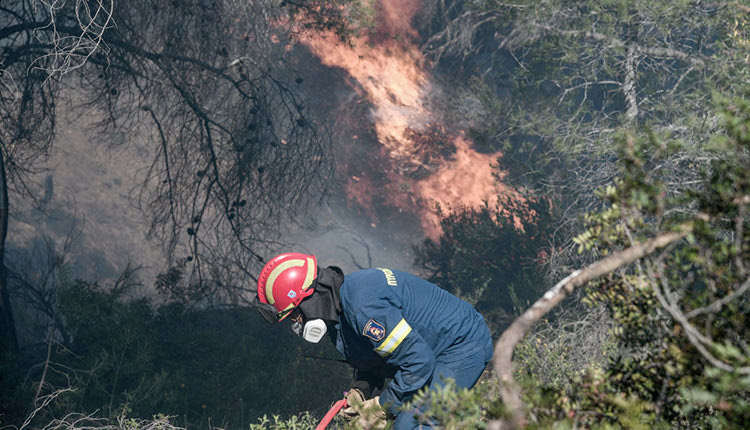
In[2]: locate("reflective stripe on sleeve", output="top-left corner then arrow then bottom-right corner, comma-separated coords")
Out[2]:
375,318 -> 412,357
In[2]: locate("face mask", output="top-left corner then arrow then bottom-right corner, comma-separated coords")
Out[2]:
291,319 -> 327,343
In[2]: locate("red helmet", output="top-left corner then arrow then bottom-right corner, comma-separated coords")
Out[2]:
255,252 -> 317,322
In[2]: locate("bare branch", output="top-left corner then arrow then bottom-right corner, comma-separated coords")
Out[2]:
623,45 -> 638,122
20,386 -> 76,430
490,226 -> 692,429
686,276 -> 750,318
31,0 -> 115,80
647,259 -> 750,374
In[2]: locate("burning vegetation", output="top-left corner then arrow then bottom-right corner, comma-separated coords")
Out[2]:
297,0 -> 519,238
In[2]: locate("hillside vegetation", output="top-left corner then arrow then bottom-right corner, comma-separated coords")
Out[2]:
1,0 -> 749,429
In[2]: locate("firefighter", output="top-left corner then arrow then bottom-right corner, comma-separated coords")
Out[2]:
253,252 -> 493,429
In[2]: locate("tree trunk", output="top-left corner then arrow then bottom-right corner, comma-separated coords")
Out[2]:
0,144 -> 19,362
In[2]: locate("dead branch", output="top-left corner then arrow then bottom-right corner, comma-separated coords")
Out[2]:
647,258 -> 750,374
488,226 -> 692,429
32,0 -> 115,80
623,45 -> 638,122
20,386 -> 76,430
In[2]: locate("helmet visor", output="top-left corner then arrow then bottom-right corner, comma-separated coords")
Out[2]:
252,295 -> 294,323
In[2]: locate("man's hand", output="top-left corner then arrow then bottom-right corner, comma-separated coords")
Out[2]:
338,388 -> 365,420
353,397 -> 387,429
339,392 -> 387,429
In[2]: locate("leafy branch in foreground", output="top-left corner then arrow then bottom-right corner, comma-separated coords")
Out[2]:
488,91 -> 750,429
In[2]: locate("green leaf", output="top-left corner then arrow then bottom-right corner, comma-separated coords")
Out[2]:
680,387 -> 719,405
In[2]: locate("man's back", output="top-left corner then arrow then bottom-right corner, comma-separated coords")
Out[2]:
340,268 -> 488,357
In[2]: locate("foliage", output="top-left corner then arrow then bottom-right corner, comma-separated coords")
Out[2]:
0,274 -> 351,429
414,6 -> 750,426
421,0 -> 750,283
3,2 -> 750,430
0,0 -> 372,417
517,94 -> 750,428
249,412 -> 320,430
414,193 -> 555,331
409,90 -> 750,428
333,377 -> 503,430
513,306 -> 616,391
38,412 -> 185,430
282,0 -> 376,42
430,0 -> 744,148
409,377 -> 500,430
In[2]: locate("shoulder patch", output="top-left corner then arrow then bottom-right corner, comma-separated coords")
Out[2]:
363,319 -> 386,341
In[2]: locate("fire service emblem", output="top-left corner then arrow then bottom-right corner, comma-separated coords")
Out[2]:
363,319 -> 386,341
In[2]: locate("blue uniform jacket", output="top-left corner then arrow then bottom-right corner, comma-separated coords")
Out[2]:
333,268 -> 493,416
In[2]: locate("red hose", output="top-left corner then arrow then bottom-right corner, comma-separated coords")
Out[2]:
315,398 -> 348,430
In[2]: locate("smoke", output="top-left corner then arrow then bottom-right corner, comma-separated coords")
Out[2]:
9,0 -> 522,289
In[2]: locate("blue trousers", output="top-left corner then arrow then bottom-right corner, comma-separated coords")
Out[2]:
392,337 -> 493,430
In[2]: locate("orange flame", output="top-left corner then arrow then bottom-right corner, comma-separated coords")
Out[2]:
299,0 -> 516,238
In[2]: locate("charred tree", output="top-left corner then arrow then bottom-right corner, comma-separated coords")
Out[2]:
0,0 -> 368,310
0,142 -> 19,362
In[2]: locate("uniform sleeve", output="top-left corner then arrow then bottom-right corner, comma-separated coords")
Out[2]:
351,298 -> 436,416
351,368 -> 386,398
